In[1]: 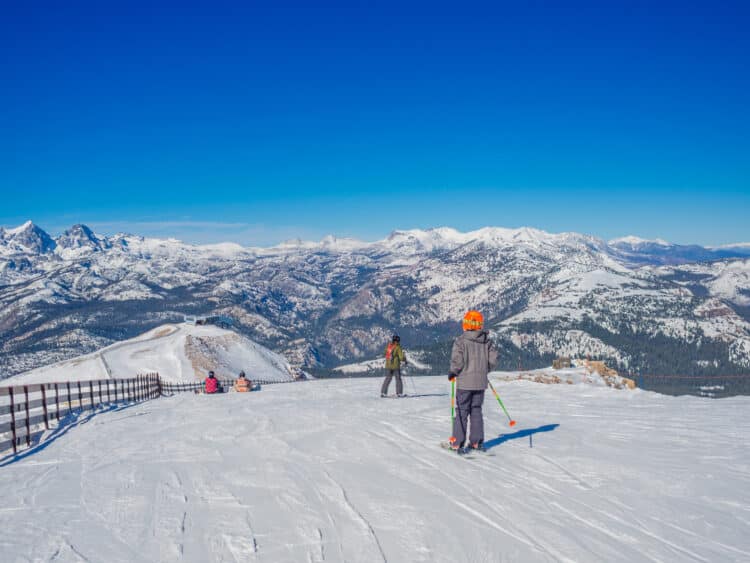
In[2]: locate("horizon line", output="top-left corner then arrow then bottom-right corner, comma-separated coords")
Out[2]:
2,219 -> 749,249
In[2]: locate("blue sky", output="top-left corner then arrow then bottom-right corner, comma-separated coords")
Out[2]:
2,0 -> 748,246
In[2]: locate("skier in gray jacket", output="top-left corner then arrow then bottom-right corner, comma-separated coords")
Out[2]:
448,310 -> 498,452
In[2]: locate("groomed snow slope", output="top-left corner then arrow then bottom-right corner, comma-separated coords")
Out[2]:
0,378 -> 748,562
6,323 -> 296,384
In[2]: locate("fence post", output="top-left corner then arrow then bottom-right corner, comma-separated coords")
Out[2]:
54,383 -> 60,421
157,373 -> 162,397
107,379 -> 111,403
23,385 -> 31,447
67,381 -> 72,415
9,387 -> 17,455
89,381 -> 95,411
98,380 -> 103,406
77,381 -> 83,411
41,385 -> 50,430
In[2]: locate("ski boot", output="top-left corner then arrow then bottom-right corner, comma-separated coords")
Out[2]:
468,442 -> 487,453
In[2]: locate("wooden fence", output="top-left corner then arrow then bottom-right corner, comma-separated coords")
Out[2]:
0,373 -> 161,456
0,373 -> 298,457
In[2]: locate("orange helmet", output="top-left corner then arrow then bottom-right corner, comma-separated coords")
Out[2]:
463,310 -> 484,331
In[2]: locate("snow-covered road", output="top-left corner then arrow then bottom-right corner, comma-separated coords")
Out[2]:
0,377 -> 748,562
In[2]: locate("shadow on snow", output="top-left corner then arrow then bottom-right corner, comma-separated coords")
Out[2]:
0,402 -> 145,467
484,424 -> 560,450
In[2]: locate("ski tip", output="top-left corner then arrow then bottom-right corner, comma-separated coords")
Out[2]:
509,420 -> 517,427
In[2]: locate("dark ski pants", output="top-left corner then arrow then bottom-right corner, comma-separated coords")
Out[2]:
453,389 -> 485,447
381,369 -> 403,396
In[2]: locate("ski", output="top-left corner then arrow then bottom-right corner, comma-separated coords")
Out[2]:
468,448 -> 496,458
438,442 -> 495,458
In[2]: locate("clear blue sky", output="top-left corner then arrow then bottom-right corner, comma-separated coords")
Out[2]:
2,0 -> 748,246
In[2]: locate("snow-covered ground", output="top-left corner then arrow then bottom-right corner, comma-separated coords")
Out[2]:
5,323 -> 296,384
0,377 -> 748,562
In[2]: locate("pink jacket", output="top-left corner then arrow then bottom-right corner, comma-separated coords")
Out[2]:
204,377 -> 219,394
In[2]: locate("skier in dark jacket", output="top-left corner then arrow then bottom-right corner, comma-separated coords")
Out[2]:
448,310 -> 498,452
381,334 -> 407,397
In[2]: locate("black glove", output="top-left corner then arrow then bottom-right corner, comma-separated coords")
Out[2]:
448,373 -> 457,381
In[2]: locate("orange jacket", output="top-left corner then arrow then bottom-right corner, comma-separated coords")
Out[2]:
234,377 -> 251,392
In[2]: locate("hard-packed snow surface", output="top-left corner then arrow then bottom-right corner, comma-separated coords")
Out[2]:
1,377 -> 748,562
5,323 -> 296,384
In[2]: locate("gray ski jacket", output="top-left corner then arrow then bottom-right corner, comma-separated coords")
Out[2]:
449,330 -> 498,390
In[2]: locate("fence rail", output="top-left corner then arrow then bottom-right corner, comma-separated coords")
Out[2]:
637,374 -> 750,380
0,373 -> 297,457
0,373 -> 160,456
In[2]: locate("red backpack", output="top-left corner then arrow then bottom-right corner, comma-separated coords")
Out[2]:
385,343 -> 395,361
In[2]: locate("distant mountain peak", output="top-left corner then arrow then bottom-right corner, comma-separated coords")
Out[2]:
0,221 -> 56,254
56,223 -> 106,257
5,220 -> 36,236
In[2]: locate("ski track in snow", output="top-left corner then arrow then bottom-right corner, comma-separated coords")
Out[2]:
0,378 -> 749,562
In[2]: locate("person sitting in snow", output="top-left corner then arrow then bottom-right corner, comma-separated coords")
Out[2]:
448,310 -> 498,453
234,371 -> 251,392
204,370 -> 220,394
381,334 -> 407,397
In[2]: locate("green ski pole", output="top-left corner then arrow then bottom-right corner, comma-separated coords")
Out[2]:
488,380 -> 516,427
449,377 -> 457,445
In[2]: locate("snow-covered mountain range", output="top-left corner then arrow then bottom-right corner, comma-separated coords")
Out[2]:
1,221 -> 750,382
